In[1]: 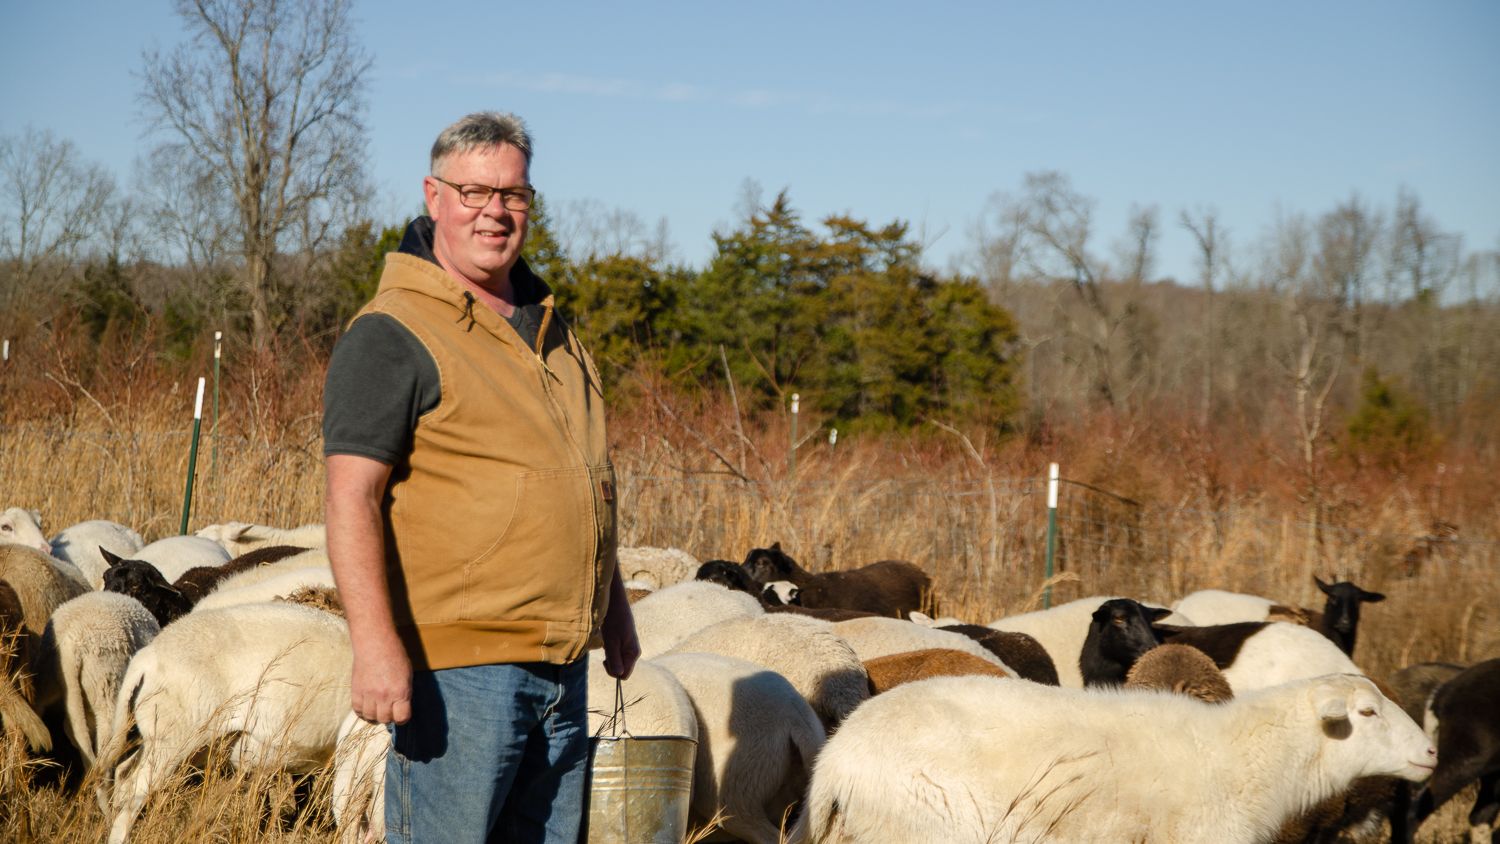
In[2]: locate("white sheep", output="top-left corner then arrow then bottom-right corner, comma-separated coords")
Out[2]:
795,673 -> 1436,844
195,521 -> 327,556
652,652 -> 825,844
0,543 -> 89,634
666,613 -> 868,730
1172,588 -> 1278,625
987,595 -> 1190,688
617,545 -> 699,591
0,507 -> 51,554
587,651 -> 697,740
631,580 -> 763,658
35,591 -> 160,766
832,616 -> 1011,672
106,535 -> 231,583
332,711 -> 388,844
1161,621 -> 1363,694
101,602 -> 352,844
191,564 -> 336,613
49,519 -> 146,590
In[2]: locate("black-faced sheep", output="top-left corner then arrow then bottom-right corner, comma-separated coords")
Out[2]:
693,559 -> 762,596
1172,577 -> 1386,659
101,553 -> 191,628
1311,576 -> 1385,657
1123,642 -> 1233,703
986,595 -> 1148,688
1390,657 -> 1500,844
862,648 -> 1010,695
742,542 -> 930,619
1079,598 -> 1170,687
937,623 -> 1059,685
794,674 -> 1436,844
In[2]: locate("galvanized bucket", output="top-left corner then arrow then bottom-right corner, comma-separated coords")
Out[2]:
586,680 -> 696,844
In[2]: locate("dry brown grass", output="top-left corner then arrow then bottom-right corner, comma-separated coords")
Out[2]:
1,348 -> 1494,841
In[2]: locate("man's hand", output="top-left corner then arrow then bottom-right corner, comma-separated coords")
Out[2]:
601,566 -> 640,679
351,632 -> 413,725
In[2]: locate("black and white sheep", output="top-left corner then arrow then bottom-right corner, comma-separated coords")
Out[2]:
652,652 -> 825,844
935,623 -> 1059,686
693,559 -> 762,596
112,536 -> 230,583
793,673 -> 1436,843
101,554 -> 191,627
742,543 -> 931,619
1173,577 -> 1386,659
101,602 -> 352,844
1390,657 -> 1500,844
1155,620 -> 1363,694
1079,598 -> 1171,687
987,595 -> 1177,688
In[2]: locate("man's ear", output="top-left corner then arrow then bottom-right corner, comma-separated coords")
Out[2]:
422,175 -> 442,220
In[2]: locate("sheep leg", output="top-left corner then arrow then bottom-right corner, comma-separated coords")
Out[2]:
106,740 -> 182,844
0,679 -> 52,752
1469,770 -> 1498,841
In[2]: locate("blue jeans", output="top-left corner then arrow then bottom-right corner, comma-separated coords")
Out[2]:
384,659 -> 589,844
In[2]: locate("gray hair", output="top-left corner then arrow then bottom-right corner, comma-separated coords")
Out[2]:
430,111 -> 533,175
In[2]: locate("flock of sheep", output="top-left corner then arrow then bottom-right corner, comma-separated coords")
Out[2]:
1,505 -> 1496,844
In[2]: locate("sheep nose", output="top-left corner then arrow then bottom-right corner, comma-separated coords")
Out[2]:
1425,746 -> 1437,761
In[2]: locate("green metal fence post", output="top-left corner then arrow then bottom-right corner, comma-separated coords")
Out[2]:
789,393 -> 800,480
1044,462 -> 1059,609
179,377 -> 205,535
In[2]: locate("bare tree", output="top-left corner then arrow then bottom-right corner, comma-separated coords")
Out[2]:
1314,195 -> 1380,363
1181,207 -> 1225,427
140,0 -> 371,350
0,127 -> 117,314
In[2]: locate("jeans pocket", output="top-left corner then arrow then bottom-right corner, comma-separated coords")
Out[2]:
386,723 -> 412,839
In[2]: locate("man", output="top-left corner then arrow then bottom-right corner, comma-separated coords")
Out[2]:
323,111 -> 639,844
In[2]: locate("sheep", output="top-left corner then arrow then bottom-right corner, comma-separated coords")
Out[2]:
1171,587 -> 1277,625
936,624 -> 1059,686
617,545 -> 699,590
651,652 -> 825,844
631,580 -> 763,658
665,612 -> 868,731
101,556 -> 191,627
0,506 -> 51,554
0,543 -> 89,635
1124,642 -> 1234,703
831,616 -> 1011,672
103,536 -> 230,584
694,559 -> 762,596
0,579 -> 51,751
1310,576 -> 1385,658
34,591 -> 159,766
1079,598 -> 1171,687
742,542 -> 930,619
195,521 -> 327,556
1173,578 -> 1386,659
1391,657 -> 1500,844
191,564 -> 336,613
986,595 -> 1134,688
49,519 -> 146,590
761,580 -> 801,606
1385,661 -> 1465,726
332,711 -> 389,844
1155,620 -> 1364,694
862,648 -> 1010,695
173,544 -> 310,604
793,673 -> 1436,844
587,652 -> 697,739
767,604 -> 878,622
100,601 -> 352,844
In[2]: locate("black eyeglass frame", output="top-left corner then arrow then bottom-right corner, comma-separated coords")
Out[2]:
432,177 -> 537,211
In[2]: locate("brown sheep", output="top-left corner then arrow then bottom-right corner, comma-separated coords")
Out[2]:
742,543 -> 931,619
862,648 -> 1010,696
1124,643 -> 1234,703
173,544 -> 309,604
938,624 -> 1059,685
0,579 -> 51,750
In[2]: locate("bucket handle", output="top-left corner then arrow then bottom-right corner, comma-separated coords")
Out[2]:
604,677 -> 631,738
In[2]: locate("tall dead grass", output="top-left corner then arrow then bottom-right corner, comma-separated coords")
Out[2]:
1,348 -> 1494,841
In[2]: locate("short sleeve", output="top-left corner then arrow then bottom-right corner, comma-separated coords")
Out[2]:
322,314 -> 441,464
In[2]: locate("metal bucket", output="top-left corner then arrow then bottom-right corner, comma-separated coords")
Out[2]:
585,733 -> 696,843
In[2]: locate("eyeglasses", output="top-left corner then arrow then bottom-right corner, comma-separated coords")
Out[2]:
432,177 -> 536,211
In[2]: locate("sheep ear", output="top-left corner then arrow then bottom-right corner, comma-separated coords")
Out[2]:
28,509 -> 42,530
100,547 -> 124,567
1315,693 -> 1349,723
771,541 -> 782,552
909,611 -> 933,626
1314,576 -> 1333,594
1359,589 -> 1386,604
1149,607 -> 1173,622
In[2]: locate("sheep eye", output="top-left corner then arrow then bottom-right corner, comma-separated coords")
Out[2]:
1358,707 -> 1377,717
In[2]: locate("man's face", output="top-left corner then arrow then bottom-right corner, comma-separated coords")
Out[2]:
423,143 -> 530,289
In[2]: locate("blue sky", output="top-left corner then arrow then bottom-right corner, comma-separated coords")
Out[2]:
2,1 -> 1496,284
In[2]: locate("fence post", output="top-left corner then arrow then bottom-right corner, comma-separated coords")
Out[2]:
1044,462 -> 1059,609
211,331 -> 222,495
789,393 -> 800,480
2,339 -> 9,362
179,378 -> 206,535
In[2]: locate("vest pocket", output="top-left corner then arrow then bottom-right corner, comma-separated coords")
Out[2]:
460,466 -> 596,620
